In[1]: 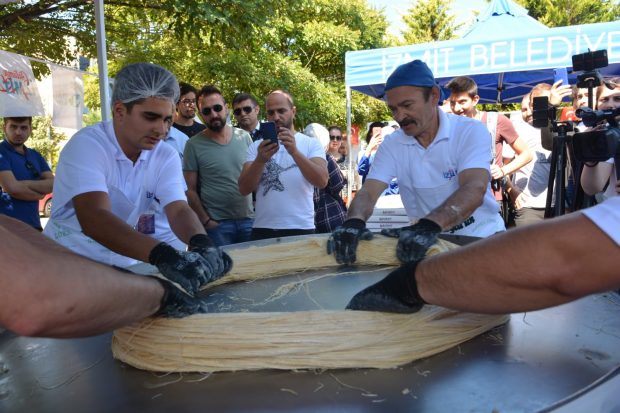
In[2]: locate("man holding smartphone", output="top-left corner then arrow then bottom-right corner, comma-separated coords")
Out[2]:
239,90 -> 328,240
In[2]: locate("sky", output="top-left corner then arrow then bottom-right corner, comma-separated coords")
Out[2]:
368,0 -> 490,37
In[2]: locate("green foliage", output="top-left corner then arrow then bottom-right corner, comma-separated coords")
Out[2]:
83,109 -> 102,127
0,0 -> 393,128
401,0 -> 462,45
0,117 -> 65,170
516,0 -> 620,27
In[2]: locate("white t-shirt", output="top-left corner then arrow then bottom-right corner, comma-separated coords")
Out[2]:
246,132 -> 324,229
164,126 -> 189,161
511,120 -> 551,208
601,158 -> 617,201
582,195 -> 620,246
367,110 -> 505,237
44,121 -> 188,266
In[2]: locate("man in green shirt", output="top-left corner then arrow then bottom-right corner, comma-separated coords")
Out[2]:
183,85 -> 254,246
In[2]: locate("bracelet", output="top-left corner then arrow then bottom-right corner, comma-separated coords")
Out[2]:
203,218 -> 212,226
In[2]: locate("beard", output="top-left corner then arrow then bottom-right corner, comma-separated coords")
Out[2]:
275,117 -> 293,130
207,118 -> 226,132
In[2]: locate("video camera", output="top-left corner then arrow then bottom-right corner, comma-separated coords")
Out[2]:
531,49 -> 619,216
532,49 -> 619,163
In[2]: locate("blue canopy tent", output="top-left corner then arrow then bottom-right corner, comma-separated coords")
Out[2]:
345,0 -> 620,106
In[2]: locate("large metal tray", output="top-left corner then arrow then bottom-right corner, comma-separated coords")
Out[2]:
1,235 -> 618,412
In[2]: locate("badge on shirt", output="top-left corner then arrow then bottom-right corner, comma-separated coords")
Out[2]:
136,213 -> 155,234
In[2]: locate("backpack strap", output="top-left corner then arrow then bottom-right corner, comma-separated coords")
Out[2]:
485,111 -> 498,163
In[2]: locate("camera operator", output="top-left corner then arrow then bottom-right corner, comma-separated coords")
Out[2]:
580,77 -> 620,200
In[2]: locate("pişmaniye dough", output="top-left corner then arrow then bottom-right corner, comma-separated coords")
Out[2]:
112,235 -> 508,372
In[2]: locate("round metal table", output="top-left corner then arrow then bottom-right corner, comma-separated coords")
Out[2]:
0,235 -> 619,412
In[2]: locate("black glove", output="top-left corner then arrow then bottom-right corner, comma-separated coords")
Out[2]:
346,261 -> 426,313
327,218 -> 374,265
381,218 -> 441,264
188,234 -> 233,277
153,278 -> 207,318
148,242 -> 213,295
110,265 -> 205,318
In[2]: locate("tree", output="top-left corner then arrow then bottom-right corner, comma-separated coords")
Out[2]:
401,0 -> 462,45
0,0 -> 390,129
517,0 -> 620,27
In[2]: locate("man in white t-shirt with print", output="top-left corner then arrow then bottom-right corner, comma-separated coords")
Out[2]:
329,60 -> 505,266
239,90 -> 328,240
44,63 -> 231,296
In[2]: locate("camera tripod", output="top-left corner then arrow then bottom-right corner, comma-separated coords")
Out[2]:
543,123 -> 593,218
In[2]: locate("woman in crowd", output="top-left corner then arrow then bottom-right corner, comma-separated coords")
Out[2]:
357,121 -> 386,183
304,123 -> 347,233
580,77 -> 620,200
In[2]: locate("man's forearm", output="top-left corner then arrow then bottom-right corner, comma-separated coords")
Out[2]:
346,188 -> 377,221
79,208 -> 160,262
425,180 -> 485,230
502,151 -> 531,176
238,162 -> 265,195
186,190 -> 209,224
416,213 -> 619,314
24,178 -> 53,195
165,200 -> 205,244
0,218 -> 163,337
3,181 -> 45,200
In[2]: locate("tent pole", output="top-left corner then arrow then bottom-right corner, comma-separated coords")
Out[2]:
95,0 -> 111,121
496,73 -> 504,103
346,86 -> 353,206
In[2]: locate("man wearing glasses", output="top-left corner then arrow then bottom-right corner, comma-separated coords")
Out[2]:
173,82 -> 206,138
0,117 -> 54,230
232,93 -> 261,141
183,85 -> 254,246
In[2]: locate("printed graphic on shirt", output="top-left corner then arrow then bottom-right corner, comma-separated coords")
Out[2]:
260,159 -> 298,196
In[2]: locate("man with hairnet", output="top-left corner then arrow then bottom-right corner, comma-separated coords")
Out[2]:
44,63 -> 231,302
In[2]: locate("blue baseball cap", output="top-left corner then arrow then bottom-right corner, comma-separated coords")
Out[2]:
385,60 -> 444,101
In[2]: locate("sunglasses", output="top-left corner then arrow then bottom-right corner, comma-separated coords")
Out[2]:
233,106 -> 254,116
201,104 -> 224,116
329,135 -> 342,141
25,160 -> 40,178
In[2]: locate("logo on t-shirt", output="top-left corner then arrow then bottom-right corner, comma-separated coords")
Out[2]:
260,159 -> 298,196
442,168 -> 458,180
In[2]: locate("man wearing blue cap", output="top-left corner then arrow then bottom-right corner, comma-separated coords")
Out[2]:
328,59 -> 505,267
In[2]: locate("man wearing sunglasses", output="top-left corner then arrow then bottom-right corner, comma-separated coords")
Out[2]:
239,90 -> 328,240
173,82 -> 206,138
183,85 -> 254,246
232,93 -> 261,141
0,116 -> 54,230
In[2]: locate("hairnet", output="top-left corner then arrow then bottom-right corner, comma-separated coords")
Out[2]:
111,63 -> 179,106
304,123 -> 330,150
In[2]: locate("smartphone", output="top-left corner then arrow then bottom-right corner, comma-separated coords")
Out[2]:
553,67 -> 569,86
260,121 -> 278,144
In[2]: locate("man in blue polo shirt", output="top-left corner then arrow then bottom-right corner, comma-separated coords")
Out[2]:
0,117 -> 53,230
